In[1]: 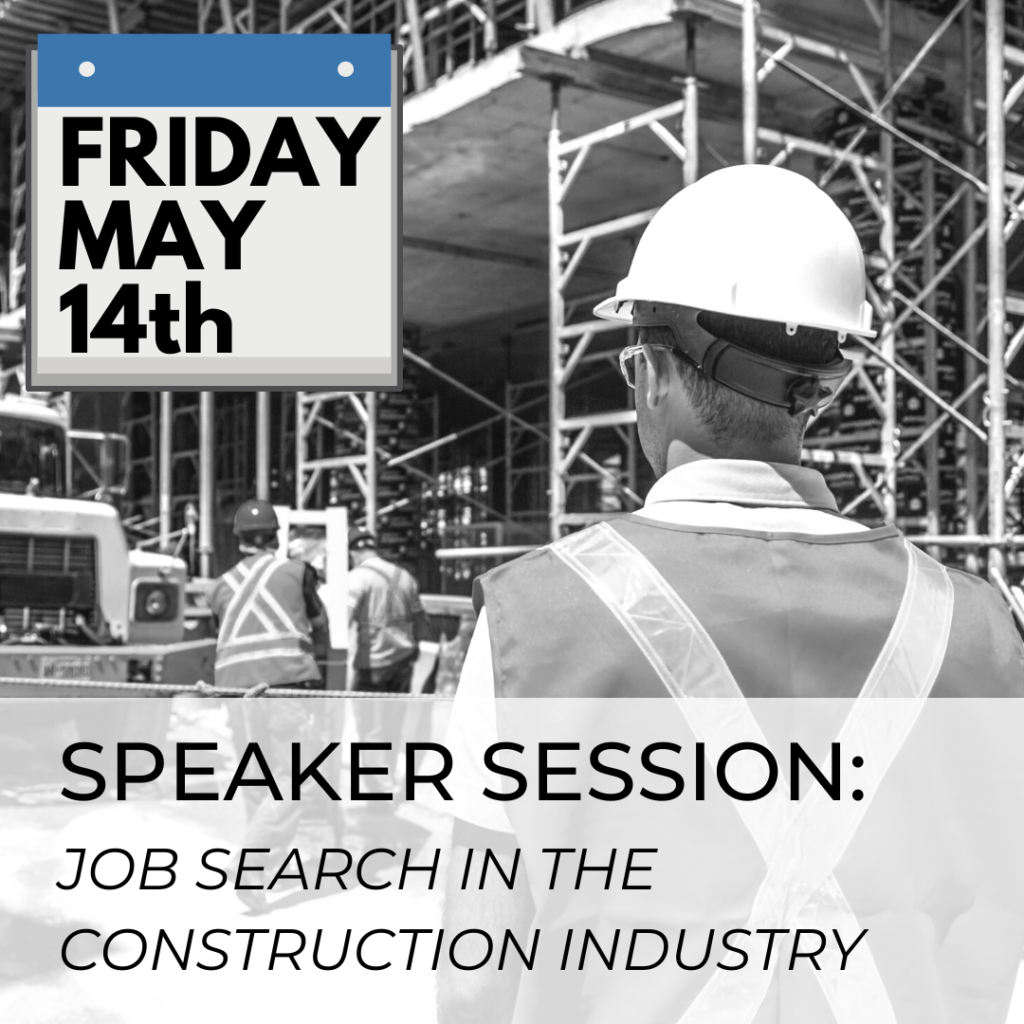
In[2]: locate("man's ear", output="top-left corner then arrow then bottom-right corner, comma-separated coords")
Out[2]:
643,346 -> 675,409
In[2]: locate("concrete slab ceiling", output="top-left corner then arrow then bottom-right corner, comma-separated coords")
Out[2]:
403,0 -> 965,386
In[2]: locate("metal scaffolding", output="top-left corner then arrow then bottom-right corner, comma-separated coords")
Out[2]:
101,0 -> 587,579
538,0 -> 1024,626
544,15 -> 891,538
0,0 -> 576,581
5,0 -> 1024,609
295,390 -> 378,525
749,0 -> 1022,602
189,0 -> 574,93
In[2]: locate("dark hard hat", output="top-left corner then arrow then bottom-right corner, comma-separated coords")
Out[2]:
348,527 -> 377,551
234,499 -> 279,536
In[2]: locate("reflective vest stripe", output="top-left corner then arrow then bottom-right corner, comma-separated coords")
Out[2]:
219,567 -> 245,602
215,645 -> 315,671
215,556 -> 318,684
221,630 -> 309,654
553,522 -> 788,852
236,561 -> 302,639
220,554 -> 275,642
218,632 -> 311,652
255,571 -> 304,637
212,556 -> 320,688
220,559 -> 299,649
704,545 -> 952,1024
238,591 -> 279,638
229,559 -> 287,641
859,545 -> 953,699
551,522 -> 955,1024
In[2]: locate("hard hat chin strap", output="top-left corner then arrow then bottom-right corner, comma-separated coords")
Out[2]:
631,302 -> 852,416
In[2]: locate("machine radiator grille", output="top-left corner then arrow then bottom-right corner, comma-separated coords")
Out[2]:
0,533 -> 98,632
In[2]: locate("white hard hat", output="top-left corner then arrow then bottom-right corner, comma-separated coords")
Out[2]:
594,165 -> 874,338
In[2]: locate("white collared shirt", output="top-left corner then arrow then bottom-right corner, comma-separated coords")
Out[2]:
444,459 -> 868,832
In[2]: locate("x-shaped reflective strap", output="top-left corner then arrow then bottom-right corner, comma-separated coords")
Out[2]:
220,553 -> 277,643
552,524 -> 954,1024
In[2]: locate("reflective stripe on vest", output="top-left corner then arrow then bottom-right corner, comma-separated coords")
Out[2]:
219,554 -> 275,641
551,521 -> 955,1024
215,555 -> 318,684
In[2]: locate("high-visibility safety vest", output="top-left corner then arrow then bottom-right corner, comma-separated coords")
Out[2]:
473,517 -> 1024,1024
349,557 -> 421,669
209,553 -> 320,689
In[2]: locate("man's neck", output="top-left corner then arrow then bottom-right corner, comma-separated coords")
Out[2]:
665,437 -> 801,473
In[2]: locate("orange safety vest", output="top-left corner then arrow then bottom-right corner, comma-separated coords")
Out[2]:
473,517 -> 1024,1024
209,553 -> 320,689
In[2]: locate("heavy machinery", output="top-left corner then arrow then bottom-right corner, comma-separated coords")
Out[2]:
0,390 -> 215,695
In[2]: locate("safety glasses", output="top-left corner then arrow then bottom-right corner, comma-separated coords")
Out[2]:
618,342 -> 676,389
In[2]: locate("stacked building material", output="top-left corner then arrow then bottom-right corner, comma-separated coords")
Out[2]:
327,327 -> 427,564
811,92 -> 964,535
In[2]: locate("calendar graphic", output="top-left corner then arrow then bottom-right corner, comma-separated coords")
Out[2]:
27,33 -> 401,390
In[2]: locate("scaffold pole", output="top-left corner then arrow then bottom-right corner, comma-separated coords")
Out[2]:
256,391 -> 270,502
986,0 -> 1008,577
159,392 -> 173,551
742,0 -> 758,164
548,81 -> 565,542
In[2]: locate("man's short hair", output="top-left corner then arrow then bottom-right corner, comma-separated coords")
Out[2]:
641,312 -> 842,445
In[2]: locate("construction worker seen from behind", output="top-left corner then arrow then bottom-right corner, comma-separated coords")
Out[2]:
440,165 -> 1024,1023
348,528 -> 431,782
208,498 -> 327,692
208,498 -> 330,913
347,527 -> 429,689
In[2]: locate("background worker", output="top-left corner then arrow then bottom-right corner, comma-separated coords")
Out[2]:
208,498 -> 328,691
347,527 -> 431,785
439,165 -> 1024,1023
208,498 -> 331,912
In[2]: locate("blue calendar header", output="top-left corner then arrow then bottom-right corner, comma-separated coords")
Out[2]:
38,34 -> 393,108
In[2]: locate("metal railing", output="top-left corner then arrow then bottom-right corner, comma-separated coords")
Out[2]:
199,0 -> 604,95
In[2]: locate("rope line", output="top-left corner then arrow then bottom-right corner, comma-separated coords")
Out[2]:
0,676 -> 454,699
